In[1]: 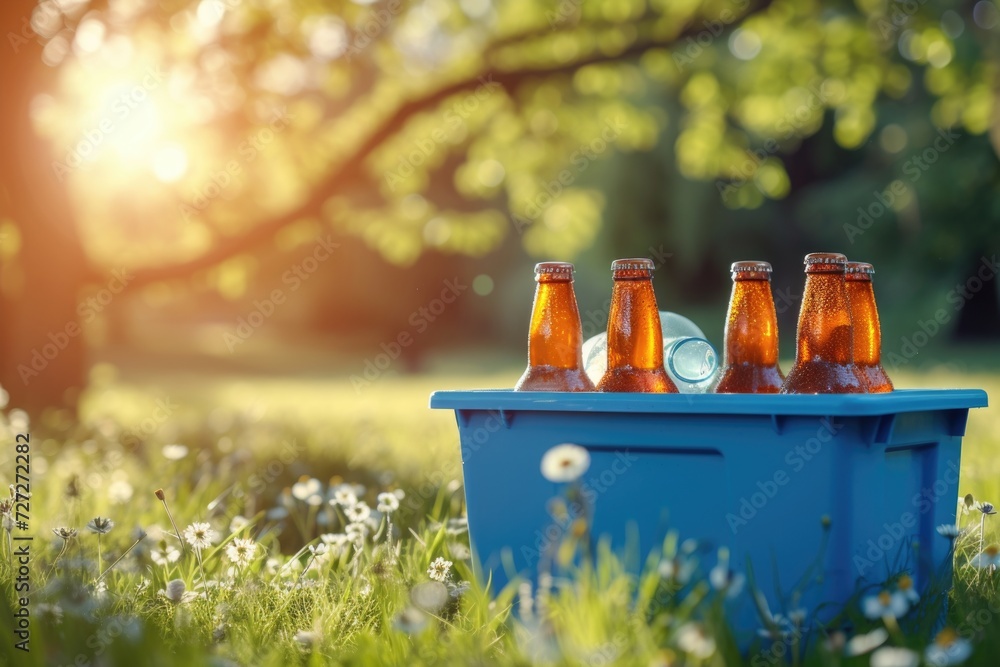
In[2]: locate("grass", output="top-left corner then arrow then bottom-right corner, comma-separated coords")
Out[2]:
0,363 -> 998,666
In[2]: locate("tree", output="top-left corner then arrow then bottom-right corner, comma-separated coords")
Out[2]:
1,0 -> 997,412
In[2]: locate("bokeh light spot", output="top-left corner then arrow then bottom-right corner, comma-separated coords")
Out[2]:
152,144 -> 188,182
879,124 -> 908,153
472,274 -> 494,296
729,29 -> 762,61
476,159 -> 505,187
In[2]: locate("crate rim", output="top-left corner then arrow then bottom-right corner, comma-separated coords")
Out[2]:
429,387 -> 988,417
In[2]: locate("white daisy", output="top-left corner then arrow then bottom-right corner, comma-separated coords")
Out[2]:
896,574 -> 919,604
427,557 -> 452,582
937,524 -> 962,540
676,622 -> 715,659
225,538 -> 258,567
925,628 -> 973,666
291,477 -> 322,501
346,502 -> 371,523
862,590 -> 910,620
330,485 -> 358,507
540,443 -> 590,483
871,646 -> 919,667
970,544 -> 1000,569
162,444 -> 189,461
377,492 -> 399,513
151,544 -> 181,566
183,522 -> 217,550
845,628 -> 888,656
86,517 -> 115,535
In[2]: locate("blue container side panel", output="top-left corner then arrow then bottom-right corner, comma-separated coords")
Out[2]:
434,389 -> 986,641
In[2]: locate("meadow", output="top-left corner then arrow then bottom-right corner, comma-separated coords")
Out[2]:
1,362 -> 999,667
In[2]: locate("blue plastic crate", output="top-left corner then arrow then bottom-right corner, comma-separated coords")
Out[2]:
429,389 -> 988,640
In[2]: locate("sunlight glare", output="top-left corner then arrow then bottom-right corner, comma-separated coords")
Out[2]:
152,144 -> 189,182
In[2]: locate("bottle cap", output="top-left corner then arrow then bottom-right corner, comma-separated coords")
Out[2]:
534,262 -> 574,281
803,252 -> 847,273
731,261 -> 772,280
846,262 -> 875,280
611,258 -> 655,278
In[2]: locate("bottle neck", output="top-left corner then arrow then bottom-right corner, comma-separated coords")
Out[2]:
528,280 -> 584,369
606,278 -> 663,370
796,272 -> 853,364
725,279 -> 779,366
847,280 -> 882,365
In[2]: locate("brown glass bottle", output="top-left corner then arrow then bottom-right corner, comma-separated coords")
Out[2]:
714,261 -> 784,394
597,258 -> 678,393
515,262 -> 595,392
846,261 -> 893,393
780,252 -> 866,394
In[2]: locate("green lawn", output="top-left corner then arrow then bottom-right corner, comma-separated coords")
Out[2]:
1,365 -> 998,666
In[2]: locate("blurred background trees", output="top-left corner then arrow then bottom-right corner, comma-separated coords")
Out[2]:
1,0 -> 998,413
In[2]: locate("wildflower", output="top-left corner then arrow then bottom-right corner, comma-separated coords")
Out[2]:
976,501 -> 996,516
291,477 -> 322,501
787,608 -> 807,626
87,517 -> 115,535
320,533 -> 350,556
377,492 -> 399,513
159,579 -> 198,604
896,574 -> 919,604
2,514 -> 13,533
346,521 -> 368,541
108,480 -> 133,504
446,517 -> 468,536
970,545 -> 1000,569
428,557 -> 453,582
448,541 -> 471,561
962,494 -> 975,513
162,444 -> 189,461
183,522 -> 217,550
709,565 -> 745,598
309,542 -> 329,557
346,502 -> 371,523
925,628 -> 973,666
540,443 -> 590,483
659,554 -> 696,585
229,515 -> 249,534
393,607 -> 428,634
225,538 -> 258,567
151,544 -> 181,566
871,646 -> 919,667
845,628 -> 888,656
937,524 -> 962,540
862,590 -> 909,620
331,486 -> 357,507
52,527 -> 78,541
676,622 -> 716,659
411,581 -> 449,613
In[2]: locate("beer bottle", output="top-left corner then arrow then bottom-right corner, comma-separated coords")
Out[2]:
515,262 -> 595,392
714,261 -> 784,393
781,252 -> 865,394
845,261 -> 893,393
597,258 -> 678,393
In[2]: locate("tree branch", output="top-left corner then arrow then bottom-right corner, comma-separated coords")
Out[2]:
127,1 -> 773,288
